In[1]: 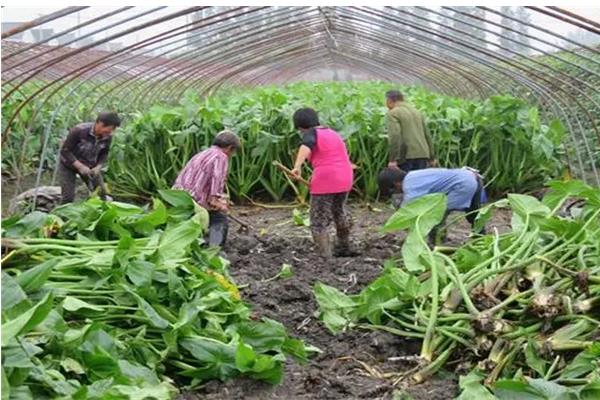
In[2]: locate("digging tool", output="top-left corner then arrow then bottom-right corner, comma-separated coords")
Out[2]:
228,212 -> 269,245
228,213 -> 252,233
86,173 -> 112,201
272,160 -> 309,186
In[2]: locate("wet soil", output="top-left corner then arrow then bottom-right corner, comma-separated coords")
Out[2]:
181,204 -> 512,400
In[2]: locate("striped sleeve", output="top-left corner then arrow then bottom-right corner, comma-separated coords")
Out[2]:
208,154 -> 228,198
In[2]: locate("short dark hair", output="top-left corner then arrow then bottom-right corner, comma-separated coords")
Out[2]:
378,167 -> 407,197
293,108 -> 320,130
213,130 -> 241,150
385,90 -> 404,103
96,112 -> 121,127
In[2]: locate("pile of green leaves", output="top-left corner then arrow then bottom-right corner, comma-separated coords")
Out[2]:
105,81 -> 566,201
1,191 -> 310,399
313,180 -> 600,398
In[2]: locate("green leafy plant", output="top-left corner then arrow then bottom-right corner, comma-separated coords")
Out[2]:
1,191 -> 310,398
262,264 -> 294,283
292,208 -> 310,227
313,179 -> 600,395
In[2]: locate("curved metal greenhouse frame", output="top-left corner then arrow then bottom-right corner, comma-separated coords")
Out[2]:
2,6 -> 599,187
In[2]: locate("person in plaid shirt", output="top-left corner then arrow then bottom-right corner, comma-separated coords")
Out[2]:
173,130 -> 241,247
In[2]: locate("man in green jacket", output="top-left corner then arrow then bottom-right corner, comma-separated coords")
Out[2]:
385,90 -> 435,171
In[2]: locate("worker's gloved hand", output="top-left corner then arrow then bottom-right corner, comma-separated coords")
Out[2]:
90,165 -> 103,177
75,163 -> 91,177
217,200 -> 229,212
209,196 -> 229,212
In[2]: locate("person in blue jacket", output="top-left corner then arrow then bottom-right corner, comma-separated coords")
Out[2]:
378,166 -> 487,244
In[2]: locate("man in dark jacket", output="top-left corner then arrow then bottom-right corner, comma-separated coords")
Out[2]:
57,112 -> 120,204
385,90 -> 435,172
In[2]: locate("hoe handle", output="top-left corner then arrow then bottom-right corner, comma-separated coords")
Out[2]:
272,161 -> 310,186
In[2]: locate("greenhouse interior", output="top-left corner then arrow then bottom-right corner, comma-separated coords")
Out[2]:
1,6 -> 600,400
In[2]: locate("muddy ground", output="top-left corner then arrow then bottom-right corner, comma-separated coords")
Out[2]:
181,204 -> 512,400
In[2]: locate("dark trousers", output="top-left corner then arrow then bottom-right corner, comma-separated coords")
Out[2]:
429,177 -> 485,244
309,192 -> 351,235
57,162 -> 106,204
208,211 -> 229,247
399,158 -> 429,172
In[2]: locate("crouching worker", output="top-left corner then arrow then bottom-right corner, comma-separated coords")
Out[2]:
378,167 -> 486,244
173,130 -> 241,248
290,107 -> 358,258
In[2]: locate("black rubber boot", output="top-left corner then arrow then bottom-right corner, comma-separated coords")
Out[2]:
208,212 -> 229,248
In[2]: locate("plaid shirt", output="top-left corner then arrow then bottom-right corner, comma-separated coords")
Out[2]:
173,146 -> 229,208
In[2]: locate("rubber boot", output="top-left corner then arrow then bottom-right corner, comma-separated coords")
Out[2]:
312,232 -> 332,259
207,211 -> 229,248
334,228 -> 360,257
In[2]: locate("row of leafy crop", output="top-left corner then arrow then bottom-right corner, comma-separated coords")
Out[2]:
1,81 -> 123,180
105,81 -> 566,201
1,191 -> 311,399
314,179 -> 600,399
513,48 -> 600,172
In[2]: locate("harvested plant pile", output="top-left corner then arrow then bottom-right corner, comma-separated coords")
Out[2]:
314,180 -> 600,398
1,191 -> 310,399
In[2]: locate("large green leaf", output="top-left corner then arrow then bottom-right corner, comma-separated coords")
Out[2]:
131,198 -> 168,234
580,380 -> 600,400
457,370 -> 496,400
2,342 -> 41,368
232,319 -> 287,353
525,340 -> 547,378
110,383 -> 175,400
180,336 -> 237,381
313,282 -> 357,333
127,290 -> 170,329
383,193 -> 447,232
2,211 -> 50,238
16,259 -> 57,293
81,345 -> 120,380
383,193 -> 446,272
158,219 -> 202,259
1,272 -> 27,310
494,378 -> 577,400
126,259 -> 155,287
62,297 -> 104,313
158,189 -> 195,208
542,180 -> 591,211
560,343 -> 600,380
1,292 -> 53,346
508,194 -> 551,218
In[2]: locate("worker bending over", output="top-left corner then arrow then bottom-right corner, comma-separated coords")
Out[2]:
173,130 -> 241,248
378,167 -> 486,244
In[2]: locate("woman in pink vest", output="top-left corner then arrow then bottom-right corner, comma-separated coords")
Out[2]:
290,108 -> 357,258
